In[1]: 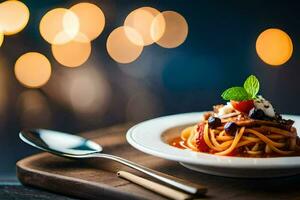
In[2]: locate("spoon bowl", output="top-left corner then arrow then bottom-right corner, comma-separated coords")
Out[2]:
20,129 -> 102,157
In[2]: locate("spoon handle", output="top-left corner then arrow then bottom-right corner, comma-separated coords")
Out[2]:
93,153 -> 207,195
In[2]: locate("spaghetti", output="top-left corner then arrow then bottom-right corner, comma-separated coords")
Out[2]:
172,115 -> 299,157
171,75 -> 300,157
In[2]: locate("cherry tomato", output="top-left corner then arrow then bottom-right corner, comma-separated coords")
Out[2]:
231,100 -> 254,114
196,123 -> 209,152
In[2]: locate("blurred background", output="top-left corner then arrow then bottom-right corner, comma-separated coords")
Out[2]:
0,0 -> 299,178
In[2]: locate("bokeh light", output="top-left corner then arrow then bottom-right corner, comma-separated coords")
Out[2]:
43,65 -> 111,118
14,52 -> 52,88
124,7 -> 162,46
51,33 -> 91,67
70,3 -> 105,41
68,73 -> 107,115
0,0 -> 30,35
107,26 -> 143,63
152,11 -> 188,48
0,32 -> 4,47
256,28 -> 293,66
39,8 -> 79,45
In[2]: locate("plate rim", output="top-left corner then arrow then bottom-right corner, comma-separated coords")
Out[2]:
126,112 -> 300,169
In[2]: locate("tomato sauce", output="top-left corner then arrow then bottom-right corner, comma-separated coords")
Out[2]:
170,137 -> 188,149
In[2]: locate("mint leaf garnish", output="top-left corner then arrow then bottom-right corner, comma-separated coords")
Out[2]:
221,75 -> 260,101
221,87 -> 250,101
243,75 -> 260,98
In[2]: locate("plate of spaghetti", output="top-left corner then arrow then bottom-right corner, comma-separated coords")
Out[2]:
126,75 -> 300,177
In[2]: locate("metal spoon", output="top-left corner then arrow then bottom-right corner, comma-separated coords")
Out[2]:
19,129 -> 207,195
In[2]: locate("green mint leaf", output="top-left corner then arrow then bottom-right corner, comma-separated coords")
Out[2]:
243,75 -> 260,98
221,87 -> 250,101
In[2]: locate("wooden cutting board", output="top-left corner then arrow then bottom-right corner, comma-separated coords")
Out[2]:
16,124 -> 300,200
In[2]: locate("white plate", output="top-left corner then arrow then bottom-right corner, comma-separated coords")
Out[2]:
126,112 -> 300,178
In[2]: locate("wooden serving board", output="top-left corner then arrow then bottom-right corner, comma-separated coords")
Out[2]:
17,124 -> 300,200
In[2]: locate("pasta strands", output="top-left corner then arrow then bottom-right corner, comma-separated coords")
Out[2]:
215,127 -> 245,156
177,120 -> 299,157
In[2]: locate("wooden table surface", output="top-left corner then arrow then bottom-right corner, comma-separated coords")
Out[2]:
8,124 -> 300,200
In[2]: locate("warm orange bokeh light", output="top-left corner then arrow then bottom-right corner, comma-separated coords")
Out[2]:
39,8 -> 79,45
107,26 -> 143,63
256,28 -> 293,66
152,11 -> 188,48
44,66 -> 111,117
68,71 -> 109,115
51,33 -> 91,67
124,7 -> 161,46
0,32 -> 4,46
70,3 -> 105,41
0,0 -> 30,35
14,52 -> 52,88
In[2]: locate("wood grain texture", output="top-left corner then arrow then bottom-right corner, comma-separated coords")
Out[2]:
17,124 -> 300,200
